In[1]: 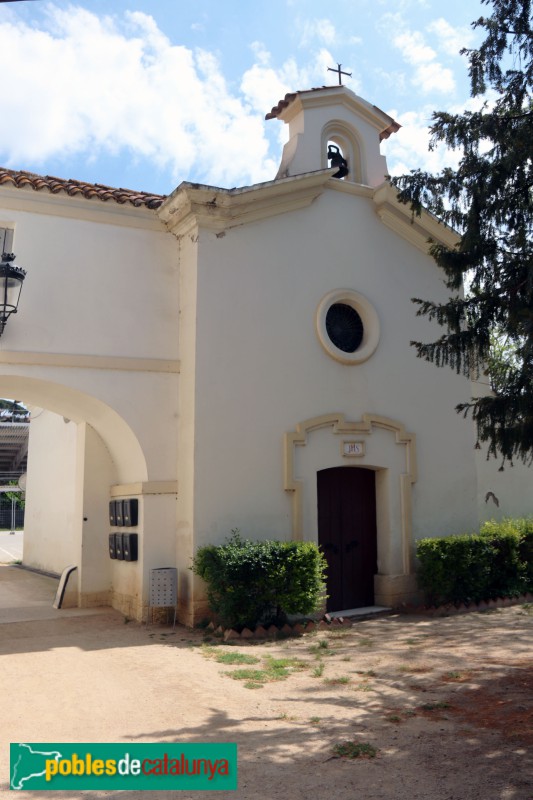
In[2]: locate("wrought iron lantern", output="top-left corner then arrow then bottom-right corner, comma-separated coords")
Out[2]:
0,253 -> 26,336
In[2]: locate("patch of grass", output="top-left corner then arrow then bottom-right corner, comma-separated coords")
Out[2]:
323,676 -> 350,686
341,656 -> 351,662
352,682 -> 372,692
264,656 -> 306,671
397,664 -> 432,674
309,639 -> 329,654
228,668 -> 271,682
215,652 -> 261,665
420,701 -> 450,711
333,741 -> 378,759
309,716 -> 321,725
355,669 -> 376,677
385,708 -> 416,722
224,654 -> 306,688
312,663 -> 325,678
357,637 -> 374,647
442,670 -> 462,680
519,603 -> 533,615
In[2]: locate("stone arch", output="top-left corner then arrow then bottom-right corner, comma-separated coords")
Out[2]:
0,374 -> 147,483
0,374 -> 150,614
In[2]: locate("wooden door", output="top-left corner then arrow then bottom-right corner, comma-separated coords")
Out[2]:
317,467 -> 377,611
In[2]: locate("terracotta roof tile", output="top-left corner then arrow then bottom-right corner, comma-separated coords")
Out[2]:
265,87 -> 401,141
0,168 -> 165,209
265,87 -> 337,120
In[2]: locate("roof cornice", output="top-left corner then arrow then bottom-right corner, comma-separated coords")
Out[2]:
0,169 -> 164,209
266,87 -> 400,141
0,182 -> 164,230
158,169 -> 336,234
373,182 -> 458,253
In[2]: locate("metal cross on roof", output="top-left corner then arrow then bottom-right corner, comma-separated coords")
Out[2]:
327,63 -> 352,86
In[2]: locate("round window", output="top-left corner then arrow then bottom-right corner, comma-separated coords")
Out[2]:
325,303 -> 364,353
316,289 -> 380,365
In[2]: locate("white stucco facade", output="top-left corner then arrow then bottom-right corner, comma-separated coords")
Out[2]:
2,85 -> 531,623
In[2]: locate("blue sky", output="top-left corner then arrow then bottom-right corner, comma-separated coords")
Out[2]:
0,0 -> 486,195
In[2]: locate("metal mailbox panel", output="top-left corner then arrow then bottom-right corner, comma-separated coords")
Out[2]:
109,501 -> 117,527
109,533 -> 117,559
115,533 -> 124,560
123,533 -> 138,562
123,499 -> 138,527
115,500 -> 124,527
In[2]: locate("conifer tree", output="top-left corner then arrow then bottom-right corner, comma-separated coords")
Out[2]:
392,0 -> 533,465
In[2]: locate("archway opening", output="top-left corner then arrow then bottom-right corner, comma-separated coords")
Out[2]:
0,376 -> 147,617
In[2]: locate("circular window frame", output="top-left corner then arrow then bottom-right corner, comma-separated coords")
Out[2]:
316,289 -> 380,365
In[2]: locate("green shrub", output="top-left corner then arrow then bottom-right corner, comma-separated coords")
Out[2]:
417,518 -> 533,606
191,531 -> 327,629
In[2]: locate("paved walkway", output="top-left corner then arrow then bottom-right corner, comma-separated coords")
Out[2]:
0,529 -> 23,562
0,564 -> 104,623
0,566 -> 271,799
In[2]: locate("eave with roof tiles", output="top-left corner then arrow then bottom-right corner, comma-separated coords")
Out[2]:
0,168 -> 165,210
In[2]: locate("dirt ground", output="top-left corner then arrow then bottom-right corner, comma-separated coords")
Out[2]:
0,575 -> 532,799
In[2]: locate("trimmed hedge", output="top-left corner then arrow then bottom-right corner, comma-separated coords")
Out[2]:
416,518 -> 533,606
191,531 -> 327,629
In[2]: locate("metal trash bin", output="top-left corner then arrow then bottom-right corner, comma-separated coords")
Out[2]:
149,567 -> 177,627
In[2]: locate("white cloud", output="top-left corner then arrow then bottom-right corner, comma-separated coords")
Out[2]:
413,61 -> 455,94
0,5 -> 279,187
388,22 -> 456,94
427,18 -> 474,56
298,18 -> 336,47
383,89 -> 492,176
393,30 -> 436,65
382,108 -> 462,176
241,45 -> 359,116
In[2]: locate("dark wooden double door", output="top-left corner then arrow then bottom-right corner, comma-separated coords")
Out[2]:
317,467 -> 377,611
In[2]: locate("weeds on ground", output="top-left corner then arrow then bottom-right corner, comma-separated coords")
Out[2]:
308,639 -> 329,655
397,664 -> 432,674
221,653 -> 307,688
217,652 -> 260,665
419,701 -> 450,711
384,708 -> 416,723
332,741 -> 378,759
323,676 -> 350,686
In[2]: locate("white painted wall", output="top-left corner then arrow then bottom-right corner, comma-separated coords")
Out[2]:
0,195 -> 177,362
24,408 -> 81,575
188,189 -> 479,555
0,188 -> 181,619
